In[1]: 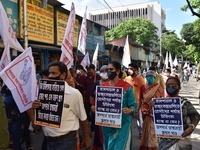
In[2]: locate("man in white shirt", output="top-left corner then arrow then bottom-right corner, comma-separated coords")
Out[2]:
32,61 -> 91,150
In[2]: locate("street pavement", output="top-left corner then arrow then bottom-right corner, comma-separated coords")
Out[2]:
23,77 -> 200,150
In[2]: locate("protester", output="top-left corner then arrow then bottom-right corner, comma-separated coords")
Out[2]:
162,68 -> 172,84
39,69 -> 49,79
124,63 -> 145,139
137,70 -> 164,150
32,61 -> 91,150
183,67 -> 190,83
75,64 -> 86,96
90,65 -> 109,150
159,77 -> 200,150
142,69 -> 147,78
100,61 -> 137,149
1,85 -> 35,150
0,92 -> 9,149
171,68 -> 179,78
149,66 -> 165,89
84,64 -> 100,136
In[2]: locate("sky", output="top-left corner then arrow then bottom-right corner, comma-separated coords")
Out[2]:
57,0 -> 198,36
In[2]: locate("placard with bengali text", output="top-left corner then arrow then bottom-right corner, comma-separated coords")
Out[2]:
152,97 -> 184,139
35,79 -> 65,128
95,86 -> 123,128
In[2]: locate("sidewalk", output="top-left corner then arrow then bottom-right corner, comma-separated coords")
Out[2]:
179,77 -> 200,150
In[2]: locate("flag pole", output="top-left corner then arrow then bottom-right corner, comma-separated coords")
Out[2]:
23,0 -> 28,49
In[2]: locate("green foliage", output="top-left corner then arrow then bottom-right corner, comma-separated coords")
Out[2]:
105,18 -> 159,48
184,44 -> 200,62
180,0 -> 200,17
180,23 -> 194,45
161,32 -> 186,57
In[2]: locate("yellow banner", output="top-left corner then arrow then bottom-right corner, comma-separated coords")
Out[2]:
19,0 -> 54,44
56,11 -> 79,47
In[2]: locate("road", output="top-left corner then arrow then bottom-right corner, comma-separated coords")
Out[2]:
23,77 -> 200,150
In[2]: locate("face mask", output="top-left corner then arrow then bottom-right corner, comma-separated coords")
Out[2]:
128,69 -> 135,75
146,77 -> 154,84
171,72 -> 176,75
49,74 -> 61,80
166,87 -> 179,96
87,72 -> 93,76
164,73 -> 169,76
76,70 -> 81,74
107,71 -> 117,80
100,73 -> 108,80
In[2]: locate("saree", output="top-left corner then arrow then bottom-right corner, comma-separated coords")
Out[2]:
158,98 -> 200,150
139,83 -> 164,150
101,80 -> 137,150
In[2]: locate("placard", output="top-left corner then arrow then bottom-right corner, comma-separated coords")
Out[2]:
95,86 -> 123,128
19,0 -> 54,44
35,79 -> 65,128
152,97 -> 184,139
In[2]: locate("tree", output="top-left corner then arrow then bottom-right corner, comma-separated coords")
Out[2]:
180,23 -> 195,45
180,0 -> 200,18
105,18 -> 159,48
184,44 -> 200,62
161,32 -> 186,57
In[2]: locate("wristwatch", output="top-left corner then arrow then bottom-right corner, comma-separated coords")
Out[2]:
189,124 -> 195,130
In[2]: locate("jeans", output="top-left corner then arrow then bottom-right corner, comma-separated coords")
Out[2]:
46,132 -> 77,150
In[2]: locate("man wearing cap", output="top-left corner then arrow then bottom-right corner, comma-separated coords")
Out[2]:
149,66 -> 165,89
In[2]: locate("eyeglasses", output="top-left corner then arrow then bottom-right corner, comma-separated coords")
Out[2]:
166,85 -> 179,88
107,68 -> 115,71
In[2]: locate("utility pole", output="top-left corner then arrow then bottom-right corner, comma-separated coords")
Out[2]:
23,0 -> 28,49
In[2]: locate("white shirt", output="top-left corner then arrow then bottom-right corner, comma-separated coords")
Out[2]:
42,82 -> 87,137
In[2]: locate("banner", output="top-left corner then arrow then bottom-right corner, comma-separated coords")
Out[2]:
35,79 -> 65,128
81,52 -> 90,71
60,2 -> 75,69
0,1 -> 24,51
0,43 -> 11,72
152,97 -> 184,139
173,55 -> 178,67
95,86 -> 123,128
164,51 -> 169,68
122,35 -> 131,68
169,52 -> 173,68
56,11 -> 78,47
92,43 -> 99,68
77,7 -> 87,55
0,47 -> 37,113
19,0 -> 54,44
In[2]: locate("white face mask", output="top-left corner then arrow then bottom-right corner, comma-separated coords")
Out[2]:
76,70 -> 81,74
164,73 -> 169,76
128,69 -> 133,75
100,73 -> 108,80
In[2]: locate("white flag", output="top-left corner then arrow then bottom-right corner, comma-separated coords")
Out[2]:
146,59 -> 149,69
0,47 -> 37,113
0,2 -> 24,52
92,43 -> 99,68
157,60 -> 160,68
169,51 -> 173,68
77,7 -> 87,55
81,52 -> 90,71
122,35 -> 131,68
173,55 -> 178,67
0,43 -> 11,72
60,2 -> 75,69
164,51 -> 169,68
183,62 -> 188,68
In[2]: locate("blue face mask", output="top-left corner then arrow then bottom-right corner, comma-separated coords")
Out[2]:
146,77 -> 154,84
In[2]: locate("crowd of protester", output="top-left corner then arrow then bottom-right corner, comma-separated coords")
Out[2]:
0,61 -> 200,150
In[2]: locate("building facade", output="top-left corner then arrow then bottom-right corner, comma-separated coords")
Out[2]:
89,1 -> 166,37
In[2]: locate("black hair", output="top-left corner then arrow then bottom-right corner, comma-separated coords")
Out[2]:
109,61 -> 123,78
166,68 -> 171,73
48,61 -> 68,79
86,64 -> 95,70
166,77 -> 181,88
149,66 -> 155,71
39,69 -> 49,77
128,63 -> 138,70
76,64 -> 84,70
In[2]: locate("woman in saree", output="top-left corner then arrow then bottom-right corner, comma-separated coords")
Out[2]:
101,61 -> 137,150
137,70 -> 164,150
159,77 -> 200,150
